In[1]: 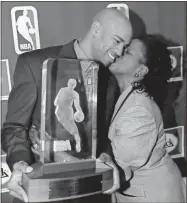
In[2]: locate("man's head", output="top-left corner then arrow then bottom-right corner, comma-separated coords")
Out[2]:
80,8 -> 133,67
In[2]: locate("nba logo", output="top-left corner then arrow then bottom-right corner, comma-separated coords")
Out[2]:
11,6 -> 40,54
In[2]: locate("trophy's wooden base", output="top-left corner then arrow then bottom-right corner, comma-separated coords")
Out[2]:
22,160 -> 113,202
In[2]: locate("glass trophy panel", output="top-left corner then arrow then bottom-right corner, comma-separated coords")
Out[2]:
40,58 -> 99,165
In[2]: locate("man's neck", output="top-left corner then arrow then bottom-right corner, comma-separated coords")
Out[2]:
78,38 -> 93,60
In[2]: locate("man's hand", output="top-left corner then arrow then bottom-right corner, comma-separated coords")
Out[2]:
7,161 -> 33,202
97,153 -> 120,194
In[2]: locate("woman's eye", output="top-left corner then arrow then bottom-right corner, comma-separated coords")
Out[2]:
114,39 -> 120,43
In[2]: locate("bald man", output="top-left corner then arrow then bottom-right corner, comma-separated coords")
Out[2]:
2,8 -> 132,203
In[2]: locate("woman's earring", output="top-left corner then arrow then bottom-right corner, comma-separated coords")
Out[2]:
135,73 -> 139,77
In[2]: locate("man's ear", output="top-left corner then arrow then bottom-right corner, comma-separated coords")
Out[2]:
91,21 -> 101,36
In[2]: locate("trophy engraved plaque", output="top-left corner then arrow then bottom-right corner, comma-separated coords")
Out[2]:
22,58 -> 113,202
48,175 -> 102,199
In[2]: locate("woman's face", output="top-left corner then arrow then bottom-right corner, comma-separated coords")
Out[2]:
109,39 -> 145,77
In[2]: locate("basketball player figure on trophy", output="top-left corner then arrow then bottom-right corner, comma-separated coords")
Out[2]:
16,9 -> 35,50
54,78 -> 85,153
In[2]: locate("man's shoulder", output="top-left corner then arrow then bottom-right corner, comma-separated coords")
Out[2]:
20,45 -> 63,59
15,41 -> 76,80
20,39 -> 76,61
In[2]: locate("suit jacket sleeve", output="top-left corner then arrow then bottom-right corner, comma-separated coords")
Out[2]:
111,106 -> 157,180
1,54 -> 37,171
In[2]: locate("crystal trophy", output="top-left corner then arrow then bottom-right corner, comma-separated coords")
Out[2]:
22,58 -> 113,202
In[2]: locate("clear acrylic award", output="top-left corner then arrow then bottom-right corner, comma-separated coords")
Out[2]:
22,58 -> 113,202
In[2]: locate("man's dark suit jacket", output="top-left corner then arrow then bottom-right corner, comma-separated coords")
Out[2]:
2,40 -> 119,171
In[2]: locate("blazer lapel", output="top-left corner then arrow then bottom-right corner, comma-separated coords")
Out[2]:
106,75 -> 120,127
111,85 -> 133,122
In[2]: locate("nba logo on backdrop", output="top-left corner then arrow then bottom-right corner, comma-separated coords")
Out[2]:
11,6 -> 40,54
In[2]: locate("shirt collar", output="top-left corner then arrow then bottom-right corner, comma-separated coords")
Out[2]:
74,40 -> 88,60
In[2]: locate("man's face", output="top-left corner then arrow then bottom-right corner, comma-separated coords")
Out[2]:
92,19 -> 132,67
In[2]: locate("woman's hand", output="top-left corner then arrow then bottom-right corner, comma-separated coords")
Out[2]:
97,153 -> 120,194
7,161 -> 33,202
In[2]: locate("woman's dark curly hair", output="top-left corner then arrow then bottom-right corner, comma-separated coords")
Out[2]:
132,35 -> 173,112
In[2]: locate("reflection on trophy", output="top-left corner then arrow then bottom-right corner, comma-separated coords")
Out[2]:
54,79 -> 85,152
